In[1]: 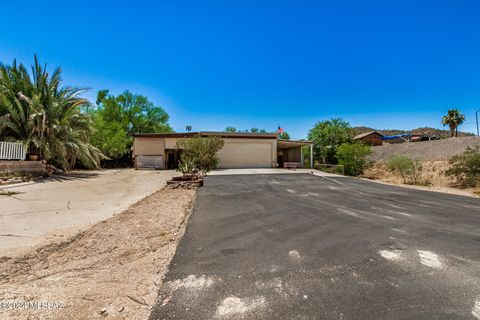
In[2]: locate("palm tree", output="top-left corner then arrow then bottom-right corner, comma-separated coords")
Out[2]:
442,109 -> 465,138
0,55 -> 103,170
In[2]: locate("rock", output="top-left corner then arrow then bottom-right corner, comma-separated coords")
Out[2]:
99,308 -> 108,316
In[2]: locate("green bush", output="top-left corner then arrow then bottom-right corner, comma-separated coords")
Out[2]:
307,118 -> 355,164
410,158 -> 423,185
336,143 -> 372,176
387,154 -> 423,184
176,135 -> 224,175
303,159 -> 311,169
316,164 -> 345,175
446,144 -> 480,187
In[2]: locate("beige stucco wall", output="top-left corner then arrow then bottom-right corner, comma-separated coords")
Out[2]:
133,136 -> 277,168
216,138 -> 276,168
164,137 -> 180,149
133,137 -> 165,156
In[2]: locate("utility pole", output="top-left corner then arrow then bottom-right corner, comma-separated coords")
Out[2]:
476,109 -> 480,136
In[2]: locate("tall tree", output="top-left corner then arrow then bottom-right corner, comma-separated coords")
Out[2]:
91,90 -> 172,160
307,118 -> 354,164
442,109 -> 465,137
225,126 -> 237,132
0,55 -> 103,170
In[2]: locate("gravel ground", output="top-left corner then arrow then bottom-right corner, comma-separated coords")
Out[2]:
0,187 -> 196,320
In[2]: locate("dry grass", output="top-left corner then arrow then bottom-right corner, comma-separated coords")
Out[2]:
0,187 -> 196,320
363,160 -> 480,197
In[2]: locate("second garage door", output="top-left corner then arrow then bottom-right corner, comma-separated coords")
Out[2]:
217,140 -> 274,168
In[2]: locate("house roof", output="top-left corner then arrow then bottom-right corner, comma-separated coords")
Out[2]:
133,131 -> 278,139
277,139 -> 313,149
381,134 -> 411,140
353,131 -> 384,140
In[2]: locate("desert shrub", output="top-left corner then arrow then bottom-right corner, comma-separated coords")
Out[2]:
336,142 -> 372,176
388,155 -> 412,183
387,154 -> 423,184
176,135 -> 224,175
178,156 -> 198,176
446,145 -> 480,187
303,158 -> 311,169
411,158 -> 424,185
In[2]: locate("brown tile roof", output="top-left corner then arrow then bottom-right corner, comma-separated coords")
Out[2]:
353,131 -> 384,140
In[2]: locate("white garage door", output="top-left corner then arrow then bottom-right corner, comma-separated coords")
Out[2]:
136,155 -> 164,169
217,141 -> 273,168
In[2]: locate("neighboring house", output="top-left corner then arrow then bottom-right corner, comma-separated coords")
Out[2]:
133,132 -> 313,169
381,134 -> 412,144
353,131 -> 384,146
410,135 -> 441,142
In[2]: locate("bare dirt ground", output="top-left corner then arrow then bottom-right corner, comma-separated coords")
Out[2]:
0,187 -> 196,320
363,160 -> 480,198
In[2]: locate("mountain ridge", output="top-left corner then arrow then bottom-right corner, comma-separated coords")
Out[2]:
354,126 -> 475,139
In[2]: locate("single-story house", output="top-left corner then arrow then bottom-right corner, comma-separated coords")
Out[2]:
381,134 -> 412,144
133,132 -> 313,169
353,131 -> 384,146
410,135 -> 440,142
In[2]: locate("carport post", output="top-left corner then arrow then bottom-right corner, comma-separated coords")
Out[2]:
300,147 -> 304,167
310,144 -> 313,169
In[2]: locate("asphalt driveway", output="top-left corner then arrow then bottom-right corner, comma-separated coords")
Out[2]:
150,173 -> 480,320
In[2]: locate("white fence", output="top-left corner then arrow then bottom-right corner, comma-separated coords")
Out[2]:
0,142 -> 26,160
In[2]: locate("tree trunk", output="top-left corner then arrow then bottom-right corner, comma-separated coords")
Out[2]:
449,124 -> 456,138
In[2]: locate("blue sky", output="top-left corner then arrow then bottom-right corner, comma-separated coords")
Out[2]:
1,0 -> 480,139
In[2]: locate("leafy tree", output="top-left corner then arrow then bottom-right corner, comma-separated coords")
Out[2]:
336,142 -> 372,176
442,109 -> 465,137
176,135 -> 224,175
307,118 -> 354,164
387,154 -> 423,184
387,155 -> 413,183
225,126 -> 237,132
446,144 -> 480,187
91,90 -> 172,160
91,118 -> 130,159
0,55 -> 103,170
409,159 -> 423,185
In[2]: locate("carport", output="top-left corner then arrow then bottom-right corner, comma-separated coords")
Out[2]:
277,139 -> 313,168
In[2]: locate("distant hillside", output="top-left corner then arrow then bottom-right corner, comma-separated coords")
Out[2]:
354,126 -> 475,139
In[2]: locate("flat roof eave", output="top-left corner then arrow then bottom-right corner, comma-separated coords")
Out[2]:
277,139 -> 313,148
133,131 -> 278,139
